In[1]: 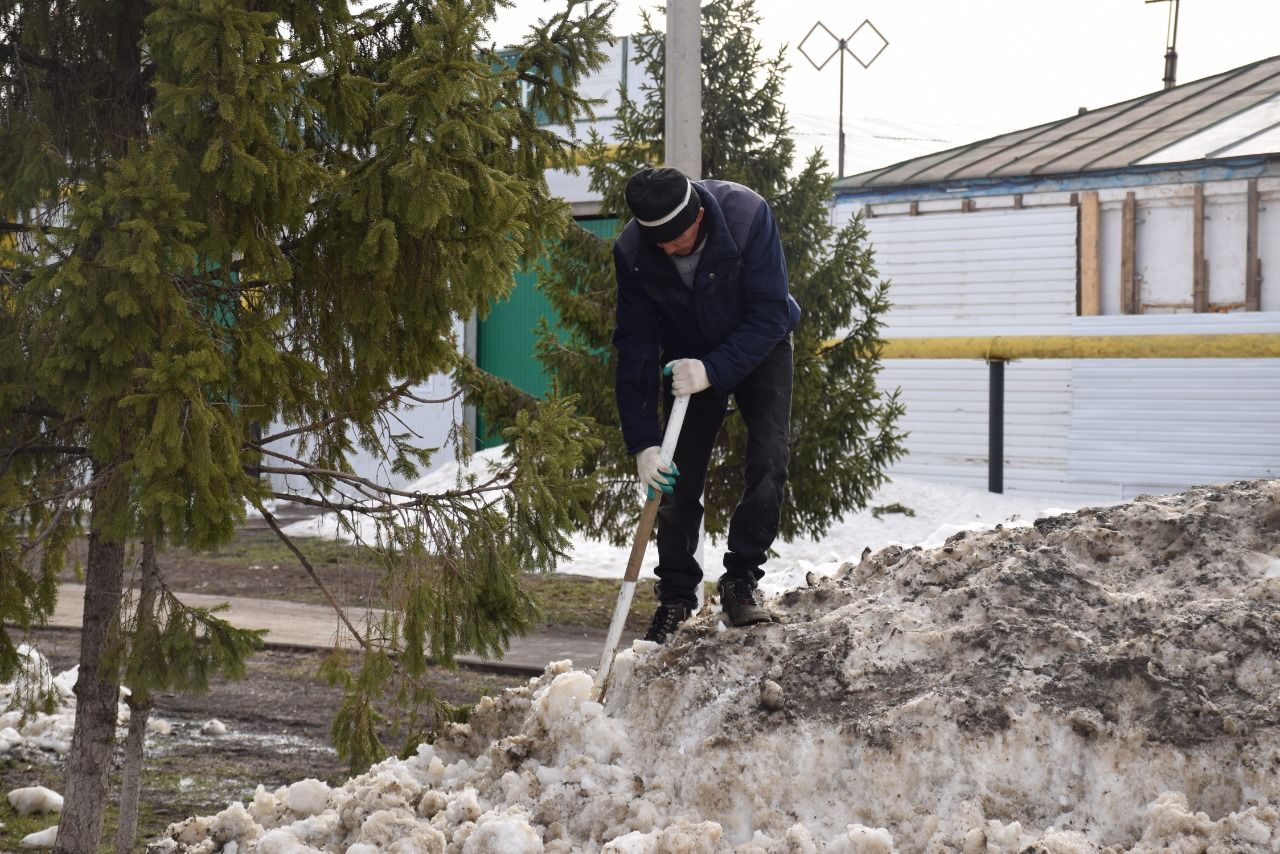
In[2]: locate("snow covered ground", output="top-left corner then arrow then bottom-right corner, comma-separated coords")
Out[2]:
275,446 -> 1082,598
170,478 -> 1280,853
0,646 -> 178,848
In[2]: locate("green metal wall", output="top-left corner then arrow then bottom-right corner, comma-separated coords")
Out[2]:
476,217 -> 619,447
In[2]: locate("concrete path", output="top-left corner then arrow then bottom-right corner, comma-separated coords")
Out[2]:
51,584 -> 639,676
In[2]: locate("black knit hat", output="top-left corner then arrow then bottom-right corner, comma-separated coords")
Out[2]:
624,167 -> 700,244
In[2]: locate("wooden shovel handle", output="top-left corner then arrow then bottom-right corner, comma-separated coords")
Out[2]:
623,496 -> 662,583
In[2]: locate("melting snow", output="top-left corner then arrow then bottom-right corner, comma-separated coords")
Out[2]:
202,719 -> 230,736
161,480 -> 1280,852
7,786 -> 62,815
0,645 -> 159,757
20,825 -> 57,849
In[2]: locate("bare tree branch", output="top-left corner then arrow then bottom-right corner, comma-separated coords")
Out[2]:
17,466 -> 106,554
0,41 -> 72,76
401,388 -> 464,406
268,491 -> 369,513
256,457 -> 506,504
2,444 -> 88,457
255,503 -> 370,651
254,382 -> 414,446
11,406 -> 72,420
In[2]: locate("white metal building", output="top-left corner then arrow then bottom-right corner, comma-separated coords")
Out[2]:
832,55 -> 1280,501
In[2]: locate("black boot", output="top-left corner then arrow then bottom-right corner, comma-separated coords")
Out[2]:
644,604 -> 693,644
718,578 -> 772,627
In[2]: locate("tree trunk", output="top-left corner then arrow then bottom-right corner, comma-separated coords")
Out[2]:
114,541 -> 159,854
54,495 -> 127,854
113,698 -> 150,854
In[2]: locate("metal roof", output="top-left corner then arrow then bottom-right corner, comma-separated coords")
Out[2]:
835,54 -> 1280,192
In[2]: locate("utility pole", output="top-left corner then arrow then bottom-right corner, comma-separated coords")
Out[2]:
665,0 -> 702,179
1146,0 -> 1181,89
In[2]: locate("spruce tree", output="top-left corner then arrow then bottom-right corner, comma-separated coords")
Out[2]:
525,0 -> 906,545
1,1 -> 610,849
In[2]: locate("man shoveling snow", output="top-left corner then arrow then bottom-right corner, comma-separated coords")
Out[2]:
612,166 -> 801,642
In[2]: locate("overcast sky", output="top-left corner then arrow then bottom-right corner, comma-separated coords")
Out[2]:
489,0 -> 1280,175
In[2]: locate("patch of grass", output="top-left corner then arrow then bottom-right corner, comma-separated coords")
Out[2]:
179,529 -> 375,568
0,753 -> 63,852
521,573 -> 659,632
521,573 -> 719,632
0,799 -> 60,851
0,753 -> 250,853
63,526 -> 725,634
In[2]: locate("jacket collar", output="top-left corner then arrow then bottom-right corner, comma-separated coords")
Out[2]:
690,183 -> 740,266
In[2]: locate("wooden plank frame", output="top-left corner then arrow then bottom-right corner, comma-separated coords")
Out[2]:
1246,179 -> 1261,311
1121,192 -> 1138,314
1192,184 -> 1208,313
1079,191 -> 1101,316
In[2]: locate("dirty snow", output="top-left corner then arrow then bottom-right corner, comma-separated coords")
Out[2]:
286,779 -> 331,817
164,479 -> 1280,852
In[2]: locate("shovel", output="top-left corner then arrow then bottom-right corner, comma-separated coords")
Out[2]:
594,392 -> 691,700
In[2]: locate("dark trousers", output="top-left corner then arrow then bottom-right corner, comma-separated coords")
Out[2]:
654,337 -> 793,608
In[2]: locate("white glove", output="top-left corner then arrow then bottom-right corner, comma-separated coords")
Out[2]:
665,359 -> 711,396
636,446 -> 679,500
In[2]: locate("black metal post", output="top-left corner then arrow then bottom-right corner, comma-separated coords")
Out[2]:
989,359 -> 1004,494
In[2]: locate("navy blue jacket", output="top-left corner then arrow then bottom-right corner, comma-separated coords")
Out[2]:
612,180 -> 801,454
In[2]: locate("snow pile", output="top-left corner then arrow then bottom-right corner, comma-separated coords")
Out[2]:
202,719 -> 229,736
160,480 -> 1280,852
21,825 -> 58,849
0,645 -> 172,756
8,785 -> 63,815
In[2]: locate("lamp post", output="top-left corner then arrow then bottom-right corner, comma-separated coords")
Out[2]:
798,19 -> 889,179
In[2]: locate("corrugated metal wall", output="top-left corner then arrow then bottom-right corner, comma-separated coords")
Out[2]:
836,199 -> 1280,501
1067,314 -> 1280,499
849,207 -> 1084,496
860,208 -> 1078,337
875,360 -> 1080,497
